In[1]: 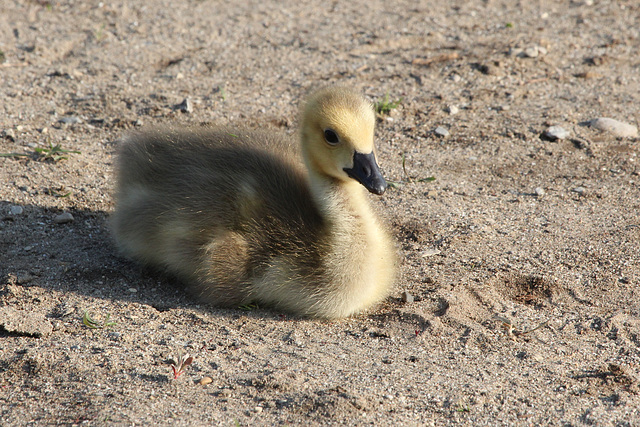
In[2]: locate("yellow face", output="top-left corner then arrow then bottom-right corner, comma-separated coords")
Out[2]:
301,87 -> 386,194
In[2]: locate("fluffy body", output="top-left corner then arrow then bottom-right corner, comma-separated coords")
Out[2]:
111,87 -> 396,318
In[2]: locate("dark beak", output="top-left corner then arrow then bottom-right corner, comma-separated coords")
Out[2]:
343,151 -> 387,195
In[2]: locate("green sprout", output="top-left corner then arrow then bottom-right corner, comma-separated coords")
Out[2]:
374,93 -> 402,115
35,140 -> 81,162
218,85 -> 227,101
45,186 -> 72,198
238,302 -> 260,311
387,152 -> 436,188
94,23 -> 106,42
0,152 -> 30,158
82,311 -> 117,329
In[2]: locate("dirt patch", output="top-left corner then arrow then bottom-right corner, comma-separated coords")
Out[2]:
1,0 -> 640,425
491,273 -> 559,306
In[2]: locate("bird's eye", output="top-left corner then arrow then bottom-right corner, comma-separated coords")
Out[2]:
324,129 -> 339,145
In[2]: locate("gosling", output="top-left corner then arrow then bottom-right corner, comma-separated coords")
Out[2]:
111,86 -> 396,319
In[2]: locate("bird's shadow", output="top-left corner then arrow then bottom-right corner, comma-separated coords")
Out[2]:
0,201 -> 271,320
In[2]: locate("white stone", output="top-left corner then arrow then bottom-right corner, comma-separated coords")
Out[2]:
544,126 -> 569,140
421,248 -> 441,257
521,46 -> 547,58
589,118 -> 638,138
401,291 -> 414,303
434,126 -> 449,137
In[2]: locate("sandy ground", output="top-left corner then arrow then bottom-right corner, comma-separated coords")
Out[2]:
1,0 -> 640,425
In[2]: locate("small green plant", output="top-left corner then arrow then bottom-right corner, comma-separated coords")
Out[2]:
46,186 -> 72,198
238,302 -> 259,311
82,311 -> 117,329
35,140 -> 81,162
94,23 -> 106,42
218,85 -> 227,101
505,22 -> 513,28
374,93 -> 402,115
170,352 -> 194,379
0,152 -> 29,158
387,152 -> 436,188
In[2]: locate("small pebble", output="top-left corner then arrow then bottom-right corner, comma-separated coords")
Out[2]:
9,205 -> 23,215
531,353 -> 546,363
589,118 -> 638,138
253,406 -> 263,413
434,126 -> 449,137
177,97 -> 193,114
575,71 -> 602,79
421,248 -> 441,257
509,47 -> 524,57
522,45 -> 547,58
199,377 -> 213,385
59,116 -> 82,125
534,187 -> 546,197
54,212 -> 74,224
446,105 -> 459,115
572,186 -> 586,195
17,273 -> 35,284
401,291 -> 414,303
128,288 -> 138,293
3,129 -> 16,141
543,125 -> 569,141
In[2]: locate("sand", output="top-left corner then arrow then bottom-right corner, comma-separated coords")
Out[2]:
1,0 -> 639,425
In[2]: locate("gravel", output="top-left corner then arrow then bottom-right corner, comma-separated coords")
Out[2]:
1,0 -> 639,425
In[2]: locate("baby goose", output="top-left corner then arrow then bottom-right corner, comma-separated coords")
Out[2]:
111,86 -> 396,319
